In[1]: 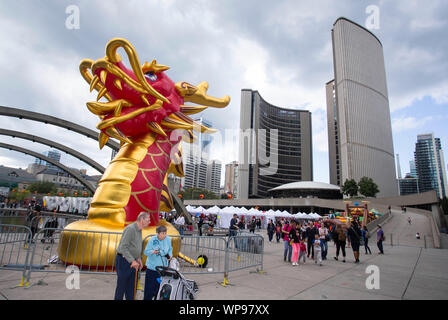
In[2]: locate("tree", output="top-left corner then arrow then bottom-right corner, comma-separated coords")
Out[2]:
27,181 -> 57,194
342,179 -> 358,197
358,176 -> 379,198
179,187 -> 219,200
8,190 -> 31,202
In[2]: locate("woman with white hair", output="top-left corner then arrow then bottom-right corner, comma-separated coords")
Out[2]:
143,225 -> 173,300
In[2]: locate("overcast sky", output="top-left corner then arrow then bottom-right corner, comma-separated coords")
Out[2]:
0,0 -> 447,186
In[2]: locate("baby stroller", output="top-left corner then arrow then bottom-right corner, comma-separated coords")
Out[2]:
155,258 -> 198,300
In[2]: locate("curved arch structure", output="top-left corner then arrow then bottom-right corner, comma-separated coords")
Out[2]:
0,128 -> 105,174
0,142 -> 96,193
0,106 -> 119,151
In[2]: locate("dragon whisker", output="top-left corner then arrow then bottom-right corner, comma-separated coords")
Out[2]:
97,100 -> 163,130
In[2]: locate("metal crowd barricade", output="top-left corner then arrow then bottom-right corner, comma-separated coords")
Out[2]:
25,228 -> 122,284
0,208 -> 28,226
226,231 -> 264,275
20,228 -> 264,288
0,224 -> 33,287
170,235 -> 227,275
30,212 -> 86,230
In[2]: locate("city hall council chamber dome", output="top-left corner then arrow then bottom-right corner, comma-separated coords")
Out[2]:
268,181 -> 342,200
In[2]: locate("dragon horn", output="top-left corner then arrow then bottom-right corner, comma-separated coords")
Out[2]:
105,38 -> 169,104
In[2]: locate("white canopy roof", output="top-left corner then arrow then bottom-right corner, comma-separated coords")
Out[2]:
206,205 -> 221,214
239,207 -> 249,214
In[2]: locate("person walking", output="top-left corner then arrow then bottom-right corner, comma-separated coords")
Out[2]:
249,218 -> 256,233
407,217 -> 412,225
238,216 -> 246,230
143,225 -> 173,300
115,212 -> 150,300
289,221 -> 300,266
298,239 -> 307,264
275,221 -> 282,243
282,221 -> 292,262
347,221 -> 361,263
305,223 -> 315,259
267,220 -> 275,242
334,224 -> 346,263
319,223 -> 329,260
362,226 -> 372,254
313,234 -> 323,266
229,214 -> 239,248
377,225 -> 385,254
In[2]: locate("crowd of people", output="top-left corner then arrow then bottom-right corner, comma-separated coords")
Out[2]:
229,214 -> 387,267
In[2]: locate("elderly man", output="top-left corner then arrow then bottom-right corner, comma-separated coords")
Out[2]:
114,212 -> 151,300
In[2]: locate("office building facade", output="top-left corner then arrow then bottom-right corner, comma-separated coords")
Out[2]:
206,160 -> 221,195
225,161 -> 239,196
399,176 -> 419,196
35,150 -> 62,172
327,17 -> 397,197
238,89 -> 313,199
414,133 -> 448,198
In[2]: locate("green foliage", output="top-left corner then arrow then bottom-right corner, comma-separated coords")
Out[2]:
342,179 -> 358,197
27,181 -> 57,194
179,187 -> 219,200
8,190 -> 31,202
358,176 -> 380,198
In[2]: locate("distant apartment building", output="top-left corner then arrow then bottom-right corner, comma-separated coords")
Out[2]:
225,161 -> 239,196
327,17 -> 397,197
181,118 -> 223,195
206,160 -> 221,195
414,133 -> 448,198
399,175 -> 419,196
35,150 -> 62,172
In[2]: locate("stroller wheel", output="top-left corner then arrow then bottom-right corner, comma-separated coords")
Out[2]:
197,255 -> 208,268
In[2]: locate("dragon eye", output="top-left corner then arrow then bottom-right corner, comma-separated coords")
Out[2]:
145,72 -> 157,82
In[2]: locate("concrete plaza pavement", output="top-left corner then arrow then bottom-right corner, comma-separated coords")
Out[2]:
0,209 -> 447,300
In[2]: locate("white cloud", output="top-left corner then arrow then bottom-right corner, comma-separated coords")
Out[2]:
0,0 -> 447,188
392,116 -> 433,133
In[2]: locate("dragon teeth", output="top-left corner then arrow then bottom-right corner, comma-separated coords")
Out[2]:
100,70 -> 108,84
90,75 -> 99,92
97,87 -> 108,101
113,79 -> 123,90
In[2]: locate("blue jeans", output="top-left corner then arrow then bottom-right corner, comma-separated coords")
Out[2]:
114,254 -> 136,300
320,240 -> 328,259
283,240 -> 292,261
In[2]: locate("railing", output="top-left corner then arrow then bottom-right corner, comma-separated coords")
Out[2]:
0,224 -> 33,287
0,225 -> 264,288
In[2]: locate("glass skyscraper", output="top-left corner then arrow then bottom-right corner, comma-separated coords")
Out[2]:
414,133 -> 448,198
238,89 -> 313,199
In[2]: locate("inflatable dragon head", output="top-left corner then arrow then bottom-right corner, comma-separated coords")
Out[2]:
79,38 -> 230,146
